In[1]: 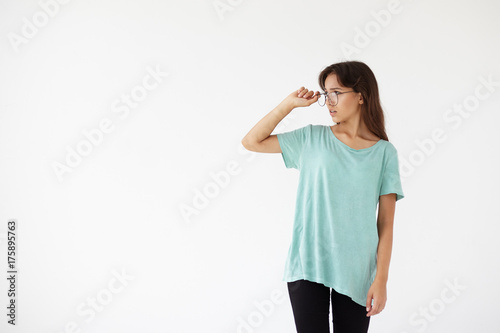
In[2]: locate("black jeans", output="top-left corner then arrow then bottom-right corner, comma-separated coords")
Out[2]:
287,279 -> 370,333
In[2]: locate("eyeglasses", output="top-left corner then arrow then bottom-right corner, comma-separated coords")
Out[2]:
318,90 -> 356,107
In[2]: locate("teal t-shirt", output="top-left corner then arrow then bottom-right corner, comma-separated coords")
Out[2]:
277,124 -> 404,307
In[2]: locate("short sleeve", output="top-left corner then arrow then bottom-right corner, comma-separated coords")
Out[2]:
276,124 -> 310,169
379,144 -> 405,201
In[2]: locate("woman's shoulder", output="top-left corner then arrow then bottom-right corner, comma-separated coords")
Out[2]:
378,139 -> 399,155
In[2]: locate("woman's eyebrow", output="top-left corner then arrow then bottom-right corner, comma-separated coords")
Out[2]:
326,87 -> 342,91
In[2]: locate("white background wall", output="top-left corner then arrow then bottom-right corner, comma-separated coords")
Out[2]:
1,0 -> 499,332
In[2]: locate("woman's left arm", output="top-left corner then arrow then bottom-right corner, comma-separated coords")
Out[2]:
366,193 -> 397,317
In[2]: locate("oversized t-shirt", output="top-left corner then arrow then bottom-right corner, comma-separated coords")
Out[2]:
277,124 -> 404,307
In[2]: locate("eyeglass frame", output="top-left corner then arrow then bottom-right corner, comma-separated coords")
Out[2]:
318,90 -> 356,107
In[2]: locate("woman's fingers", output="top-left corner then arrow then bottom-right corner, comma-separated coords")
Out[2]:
298,88 -> 315,98
298,88 -> 308,97
303,90 -> 314,99
293,87 -> 320,107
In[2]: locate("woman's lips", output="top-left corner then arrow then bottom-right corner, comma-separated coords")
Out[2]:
330,111 -> 337,116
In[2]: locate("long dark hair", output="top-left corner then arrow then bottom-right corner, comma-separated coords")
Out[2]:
318,61 -> 388,141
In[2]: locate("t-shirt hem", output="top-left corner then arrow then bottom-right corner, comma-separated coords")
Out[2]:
380,191 -> 405,201
283,274 -> 367,307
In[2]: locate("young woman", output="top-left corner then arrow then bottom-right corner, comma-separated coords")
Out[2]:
241,61 -> 405,333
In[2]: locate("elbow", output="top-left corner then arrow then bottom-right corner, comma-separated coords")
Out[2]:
241,137 -> 254,151
241,134 -> 259,150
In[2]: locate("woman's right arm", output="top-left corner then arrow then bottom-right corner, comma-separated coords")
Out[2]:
241,87 -> 319,153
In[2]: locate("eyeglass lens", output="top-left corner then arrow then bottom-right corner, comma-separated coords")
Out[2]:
319,92 -> 337,106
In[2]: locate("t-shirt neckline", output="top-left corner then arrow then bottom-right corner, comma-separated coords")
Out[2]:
327,125 -> 382,152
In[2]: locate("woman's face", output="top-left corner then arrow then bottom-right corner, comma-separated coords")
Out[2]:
324,73 -> 363,123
